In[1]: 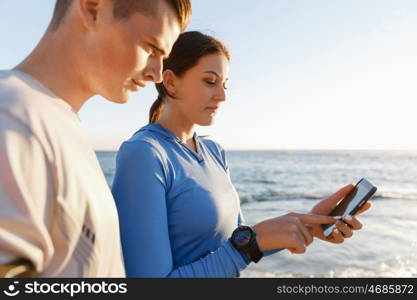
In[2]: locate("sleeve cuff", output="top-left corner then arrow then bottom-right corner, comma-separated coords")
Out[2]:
224,240 -> 250,271
263,248 -> 284,256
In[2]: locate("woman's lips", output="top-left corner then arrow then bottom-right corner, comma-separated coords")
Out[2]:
206,107 -> 219,113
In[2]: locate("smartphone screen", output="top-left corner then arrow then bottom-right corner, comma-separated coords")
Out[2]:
322,178 -> 377,237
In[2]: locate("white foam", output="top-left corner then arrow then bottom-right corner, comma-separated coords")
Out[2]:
241,254 -> 417,278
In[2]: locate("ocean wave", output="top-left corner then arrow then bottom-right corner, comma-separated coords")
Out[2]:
238,179 -> 277,185
239,192 -> 326,204
239,191 -> 417,204
242,254 -> 417,278
372,192 -> 417,201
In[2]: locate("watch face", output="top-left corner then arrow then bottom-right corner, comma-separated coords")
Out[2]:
234,229 -> 252,247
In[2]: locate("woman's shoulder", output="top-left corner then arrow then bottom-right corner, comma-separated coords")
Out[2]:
200,136 -> 225,155
199,136 -> 228,171
118,124 -> 168,160
114,126 -> 172,184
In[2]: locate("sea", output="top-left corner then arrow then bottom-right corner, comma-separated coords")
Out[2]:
97,150 -> 417,278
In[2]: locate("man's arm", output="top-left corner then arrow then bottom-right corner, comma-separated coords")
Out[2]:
0,112 -> 55,276
0,258 -> 35,278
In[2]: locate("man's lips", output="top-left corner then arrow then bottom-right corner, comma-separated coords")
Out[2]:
131,78 -> 146,88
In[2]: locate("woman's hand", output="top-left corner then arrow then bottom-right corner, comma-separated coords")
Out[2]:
308,184 -> 372,243
253,213 -> 338,254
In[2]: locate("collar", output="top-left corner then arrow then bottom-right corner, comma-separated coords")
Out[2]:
140,123 -> 199,143
139,123 -> 204,162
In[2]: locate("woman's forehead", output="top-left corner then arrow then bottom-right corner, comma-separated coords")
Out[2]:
192,54 -> 230,75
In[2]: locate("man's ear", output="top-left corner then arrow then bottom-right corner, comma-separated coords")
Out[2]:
162,70 -> 178,97
76,0 -> 103,29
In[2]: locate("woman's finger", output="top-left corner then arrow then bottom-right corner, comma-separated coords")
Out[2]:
291,234 -> 307,254
310,184 -> 355,215
335,221 -> 353,238
287,231 -> 307,253
355,202 -> 372,216
343,215 -> 362,230
328,228 -> 344,244
294,220 -> 314,246
291,213 -> 338,225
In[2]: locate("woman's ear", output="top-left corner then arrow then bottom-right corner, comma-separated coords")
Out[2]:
162,70 -> 178,97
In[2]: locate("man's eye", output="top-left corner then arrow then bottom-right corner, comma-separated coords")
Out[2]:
147,46 -> 157,56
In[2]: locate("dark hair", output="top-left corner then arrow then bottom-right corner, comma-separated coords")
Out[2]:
50,0 -> 72,30
149,31 -> 230,123
49,0 -> 191,31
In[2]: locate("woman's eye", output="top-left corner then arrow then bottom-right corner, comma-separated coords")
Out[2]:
205,80 -> 216,85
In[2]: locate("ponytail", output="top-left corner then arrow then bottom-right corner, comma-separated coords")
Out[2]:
148,95 -> 164,124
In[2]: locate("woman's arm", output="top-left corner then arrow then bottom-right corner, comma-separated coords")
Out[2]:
112,140 -> 249,278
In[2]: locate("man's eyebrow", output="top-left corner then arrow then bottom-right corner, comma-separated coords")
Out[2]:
147,38 -> 167,58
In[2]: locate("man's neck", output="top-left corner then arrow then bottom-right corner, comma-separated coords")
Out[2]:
15,30 -> 93,112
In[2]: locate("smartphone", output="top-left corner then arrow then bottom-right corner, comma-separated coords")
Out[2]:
322,178 -> 377,237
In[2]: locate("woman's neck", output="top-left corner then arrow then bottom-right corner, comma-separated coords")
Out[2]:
156,112 -> 196,149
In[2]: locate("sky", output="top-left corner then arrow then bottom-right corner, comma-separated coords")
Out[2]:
1,0 -> 417,150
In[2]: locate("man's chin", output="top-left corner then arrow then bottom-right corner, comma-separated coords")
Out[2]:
102,92 -> 130,104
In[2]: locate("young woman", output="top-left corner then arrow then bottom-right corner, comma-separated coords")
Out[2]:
111,31 -> 370,278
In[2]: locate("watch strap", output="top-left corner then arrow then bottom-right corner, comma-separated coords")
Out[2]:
230,226 -> 264,263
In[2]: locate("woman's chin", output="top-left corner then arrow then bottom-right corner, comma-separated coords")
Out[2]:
197,118 -> 215,127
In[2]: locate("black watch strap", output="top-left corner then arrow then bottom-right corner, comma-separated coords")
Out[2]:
244,235 -> 263,263
230,226 -> 264,263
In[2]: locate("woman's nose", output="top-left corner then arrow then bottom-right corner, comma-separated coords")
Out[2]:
214,85 -> 226,102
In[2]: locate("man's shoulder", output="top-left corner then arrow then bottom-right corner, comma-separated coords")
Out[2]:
0,70 -> 76,134
0,70 -> 47,123
0,69 -> 26,106
0,70 -> 84,160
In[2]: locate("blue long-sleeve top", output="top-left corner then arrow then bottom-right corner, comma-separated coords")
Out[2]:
112,123 -> 251,277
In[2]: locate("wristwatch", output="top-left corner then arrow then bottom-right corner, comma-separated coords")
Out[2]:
230,225 -> 263,263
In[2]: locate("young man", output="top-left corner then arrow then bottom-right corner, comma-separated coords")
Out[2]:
0,0 -> 191,277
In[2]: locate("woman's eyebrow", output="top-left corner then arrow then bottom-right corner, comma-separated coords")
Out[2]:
204,71 -> 228,81
203,71 -> 218,76
203,71 -> 221,77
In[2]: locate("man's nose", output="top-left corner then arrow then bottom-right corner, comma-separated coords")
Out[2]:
144,59 -> 163,83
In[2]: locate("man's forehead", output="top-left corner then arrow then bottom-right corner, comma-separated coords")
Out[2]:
112,0 -> 159,20
113,1 -> 180,59
126,0 -> 177,25
142,22 -> 180,57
